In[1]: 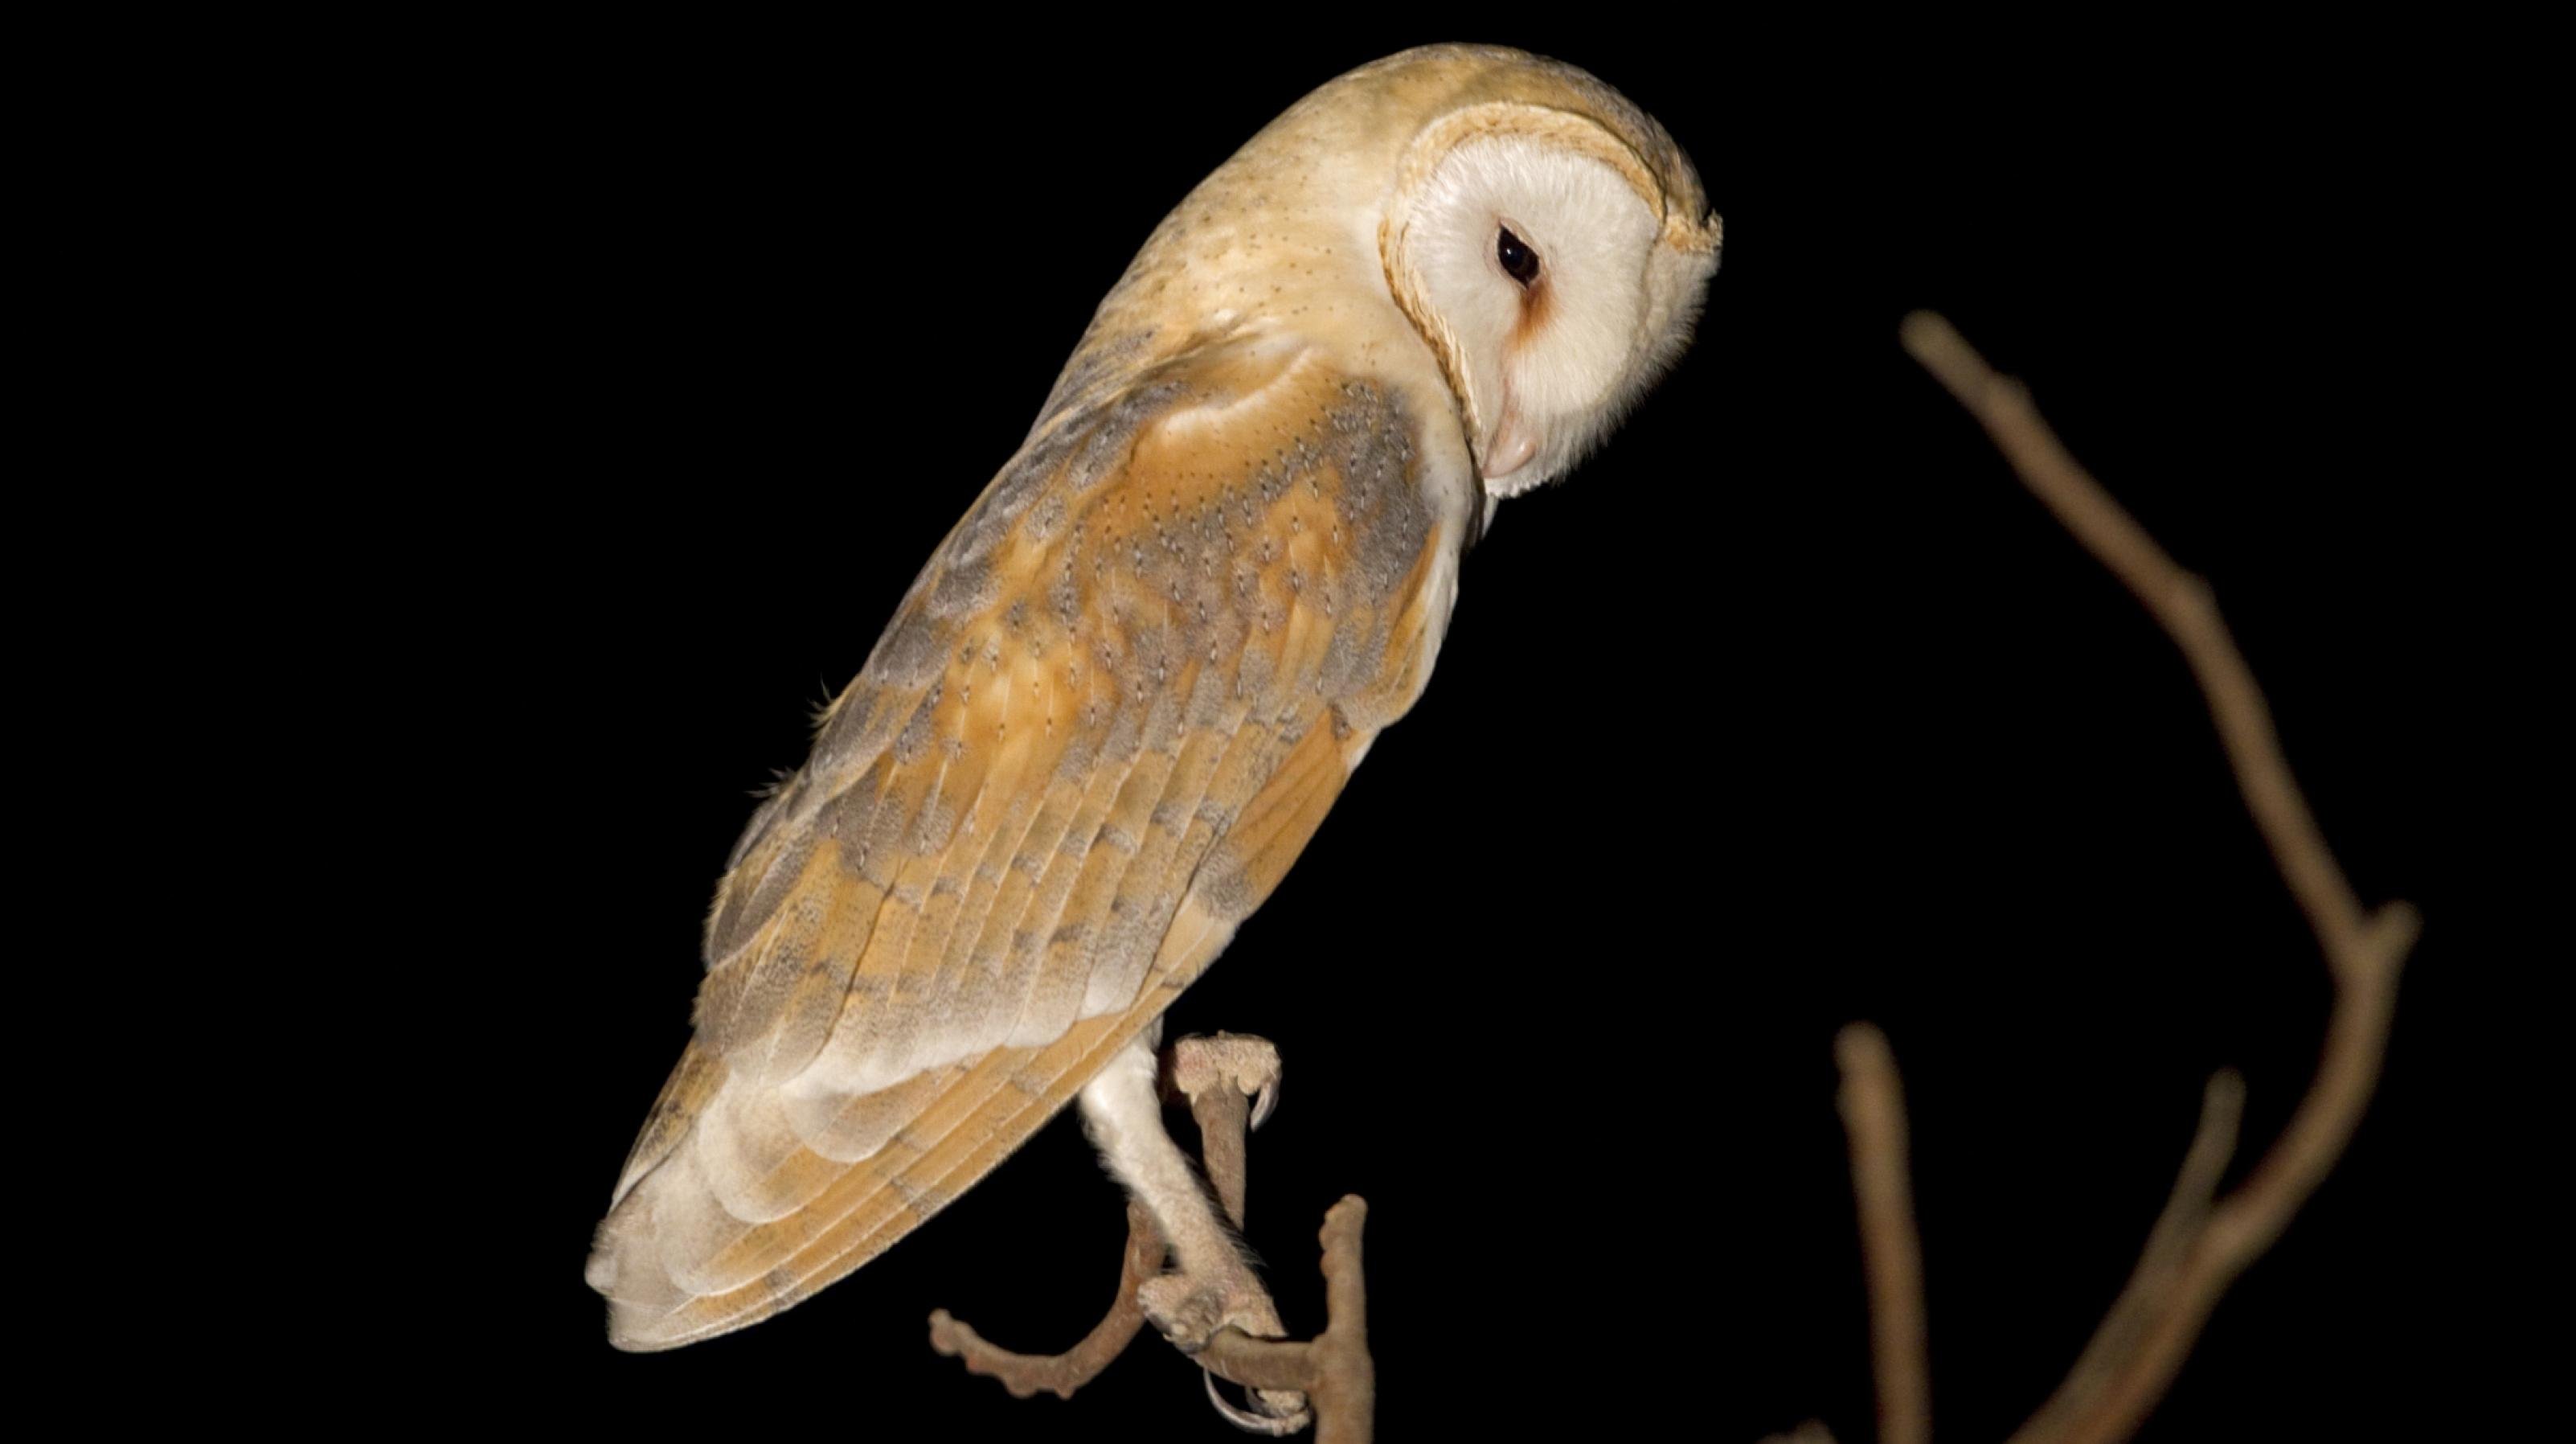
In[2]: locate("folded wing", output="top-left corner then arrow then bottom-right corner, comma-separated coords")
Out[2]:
587,335 -> 1459,1349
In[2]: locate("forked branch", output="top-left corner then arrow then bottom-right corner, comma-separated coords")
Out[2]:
1200,1198 -> 1376,1444
931,1035 -> 1375,1441
928,1196 -> 1166,1400
1808,314 -> 2419,1444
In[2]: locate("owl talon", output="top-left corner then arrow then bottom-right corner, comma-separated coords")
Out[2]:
1136,1273 -> 1226,1352
1171,1033 -> 1285,1128
1136,1270 -> 1293,1360
1204,1367 -> 1312,1434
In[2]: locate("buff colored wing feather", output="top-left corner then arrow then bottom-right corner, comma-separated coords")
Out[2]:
585,335 -> 1454,1349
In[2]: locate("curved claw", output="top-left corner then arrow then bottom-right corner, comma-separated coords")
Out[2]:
1249,1073 -> 1280,1132
1203,1367 -> 1309,1436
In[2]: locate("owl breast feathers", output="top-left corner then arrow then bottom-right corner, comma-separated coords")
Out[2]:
588,40 -> 1717,1350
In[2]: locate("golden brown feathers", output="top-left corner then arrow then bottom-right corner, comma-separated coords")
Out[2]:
588,334 -> 1464,1349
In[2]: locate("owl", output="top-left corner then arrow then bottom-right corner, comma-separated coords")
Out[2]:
586,42 -> 1721,1376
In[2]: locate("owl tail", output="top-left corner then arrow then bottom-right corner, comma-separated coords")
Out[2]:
584,1040 -> 727,1350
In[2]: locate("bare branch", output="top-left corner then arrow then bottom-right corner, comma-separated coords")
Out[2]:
1898,312 -> 2408,970
1866,310 -> 2422,1444
932,1032 -> 1370,1440
2013,1073 -> 2243,1442
1202,1196 -> 1377,1444
928,1197 -> 1166,1400
1837,1023 -> 1930,1444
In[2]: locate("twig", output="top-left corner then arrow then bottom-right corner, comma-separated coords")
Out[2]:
1837,1024 -> 1929,1444
928,1197 -> 1166,1399
1844,311 -> 2422,1444
2013,1074 -> 2242,1441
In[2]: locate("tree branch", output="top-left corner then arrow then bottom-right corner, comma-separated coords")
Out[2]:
1815,312 -> 2422,1444
928,1197 -> 1166,1400
1202,1197 -> 1377,1444
1837,1024 -> 1929,1444
931,1033 -> 1374,1440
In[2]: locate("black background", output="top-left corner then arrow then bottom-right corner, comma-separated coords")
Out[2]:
385,20 -> 2542,1441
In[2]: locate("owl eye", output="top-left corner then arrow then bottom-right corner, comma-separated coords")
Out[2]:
1497,226 -> 1540,286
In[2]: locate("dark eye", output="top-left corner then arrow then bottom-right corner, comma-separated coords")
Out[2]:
1497,226 -> 1540,286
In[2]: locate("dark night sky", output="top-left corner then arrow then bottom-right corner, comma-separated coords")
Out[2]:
370,20 -> 2543,1440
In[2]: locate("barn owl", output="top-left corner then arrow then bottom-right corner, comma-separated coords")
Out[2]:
586,42 -> 1722,1397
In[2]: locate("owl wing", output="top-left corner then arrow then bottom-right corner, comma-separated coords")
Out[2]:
585,334 -> 1459,1350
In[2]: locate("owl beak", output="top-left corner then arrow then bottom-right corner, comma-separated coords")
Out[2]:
1483,404 -> 1539,482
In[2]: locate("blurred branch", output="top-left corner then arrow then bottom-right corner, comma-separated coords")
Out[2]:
1837,1024 -> 1929,1444
1803,314 -> 2419,1444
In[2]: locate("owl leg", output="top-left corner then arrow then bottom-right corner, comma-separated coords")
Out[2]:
1078,1025 -> 1307,1426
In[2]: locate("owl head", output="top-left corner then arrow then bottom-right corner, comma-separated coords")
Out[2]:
1064,45 -> 1719,508
1373,48 -> 1723,498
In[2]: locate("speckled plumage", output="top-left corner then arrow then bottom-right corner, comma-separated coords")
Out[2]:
588,43 -> 1718,1352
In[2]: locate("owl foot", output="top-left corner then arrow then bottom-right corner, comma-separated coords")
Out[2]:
1166,1031 -> 1284,1131
1205,1366 -> 1313,1435
1135,1268 -> 1284,1352
1136,1272 -> 1311,1428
